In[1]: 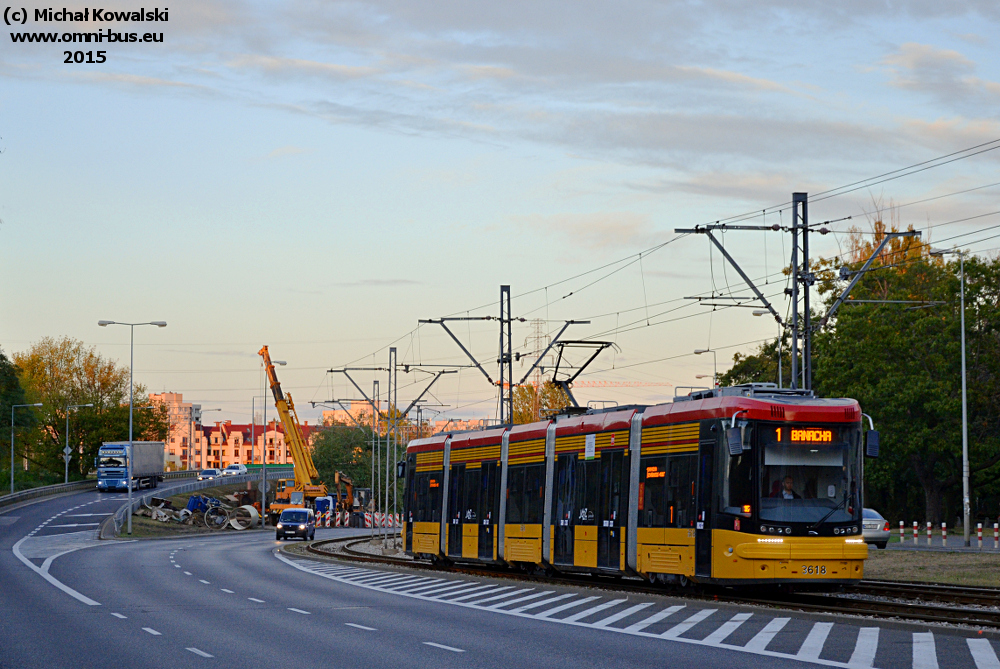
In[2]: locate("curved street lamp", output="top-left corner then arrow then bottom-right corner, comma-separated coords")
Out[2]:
98,320 -> 166,535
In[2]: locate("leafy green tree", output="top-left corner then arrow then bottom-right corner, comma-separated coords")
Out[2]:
13,336 -> 168,480
311,424 -> 374,489
0,346 -> 37,490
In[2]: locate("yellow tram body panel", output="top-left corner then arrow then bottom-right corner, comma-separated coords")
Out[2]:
411,521 -> 440,555
636,527 -> 695,577
462,523 -> 478,559
505,523 -> 542,563
711,530 -> 867,581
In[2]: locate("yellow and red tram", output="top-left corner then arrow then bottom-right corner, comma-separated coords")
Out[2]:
402,384 -> 874,587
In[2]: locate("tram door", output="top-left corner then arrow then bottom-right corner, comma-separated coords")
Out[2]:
405,456 -> 416,552
597,450 -> 626,569
478,462 -> 499,559
461,465 -> 481,558
448,464 -> 465,557
695,441 -> 714,578
552,454 -> 576,564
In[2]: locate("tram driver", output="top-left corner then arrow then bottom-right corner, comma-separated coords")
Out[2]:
771,475 -> 801,500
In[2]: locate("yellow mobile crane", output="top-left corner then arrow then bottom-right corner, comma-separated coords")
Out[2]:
260,345 -> 327,525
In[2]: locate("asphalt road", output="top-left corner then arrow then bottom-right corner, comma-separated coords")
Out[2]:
3,489 -> 1000,669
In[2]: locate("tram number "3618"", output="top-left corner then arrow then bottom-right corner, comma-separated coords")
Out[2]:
801,565 -> 827,575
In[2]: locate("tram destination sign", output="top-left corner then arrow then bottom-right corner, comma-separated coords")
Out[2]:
774,427 -> 834,443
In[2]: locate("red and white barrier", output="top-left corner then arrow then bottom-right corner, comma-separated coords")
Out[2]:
364,512 -> 372,528
941,522 -> 947,545
912,521 -> 918,542
899,521 -> 905,542
978,523 -> 983,549
396,513 -> 402,526
926,521 -> 932,545
995,523 -> 998,549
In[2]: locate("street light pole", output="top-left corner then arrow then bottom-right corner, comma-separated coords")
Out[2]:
98,320 -> 166,535
10,403 -> 43,495
64,403 -> 93,484
930,248 -> 970,546
694,349 -> 717,388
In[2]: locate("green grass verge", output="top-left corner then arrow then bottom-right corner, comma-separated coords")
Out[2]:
866,548 -> 1000,586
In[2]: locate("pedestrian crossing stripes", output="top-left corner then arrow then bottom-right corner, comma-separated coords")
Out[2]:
275,555 -> 1000,669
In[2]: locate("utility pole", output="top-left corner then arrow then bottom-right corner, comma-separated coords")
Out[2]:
499,285 -> 514,424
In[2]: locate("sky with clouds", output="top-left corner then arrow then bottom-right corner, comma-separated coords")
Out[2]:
2,0 -> 999,425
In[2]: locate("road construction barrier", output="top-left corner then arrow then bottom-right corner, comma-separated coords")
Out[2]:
364,512 -> 372,528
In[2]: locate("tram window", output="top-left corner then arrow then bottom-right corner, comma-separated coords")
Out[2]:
639,456 -> 667,527
668,455 -> 696,528
524,464 -> 545,524
574,460 -> 600,525
463,467 -> 480,522
507,466 -> 524,525
506,464 -> 545,525
720,452 -> 754,517
412,472 -> 442,523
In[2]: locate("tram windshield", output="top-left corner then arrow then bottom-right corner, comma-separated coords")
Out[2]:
758,424 -> 861,524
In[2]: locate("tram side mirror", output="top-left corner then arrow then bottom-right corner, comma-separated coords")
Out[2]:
865,430 -> 880,458
397,460 -> 406,478
726,427 -> 743,456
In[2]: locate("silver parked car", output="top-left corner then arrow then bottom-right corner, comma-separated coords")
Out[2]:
863,508 -> 891,549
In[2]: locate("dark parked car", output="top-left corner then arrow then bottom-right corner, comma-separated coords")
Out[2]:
276,508 -> 316,541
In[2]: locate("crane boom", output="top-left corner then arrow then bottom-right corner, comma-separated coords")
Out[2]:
259,345 -> 322,487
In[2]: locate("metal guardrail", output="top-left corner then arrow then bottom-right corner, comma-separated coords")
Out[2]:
105,468 -> 294,538
0,469 -> 200,511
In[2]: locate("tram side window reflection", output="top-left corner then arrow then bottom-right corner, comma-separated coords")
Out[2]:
720,450 -> 754,518
574,459 -> 600,525
639,454 -> 695,528
506,464 -> 545,525
412,472 -> 443,523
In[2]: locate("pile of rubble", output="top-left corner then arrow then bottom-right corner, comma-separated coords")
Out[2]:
134,492 -> 261,531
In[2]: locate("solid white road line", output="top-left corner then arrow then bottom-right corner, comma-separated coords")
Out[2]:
111,613 -> 127,619
11,536 -> 100,607
248,598 -> 265,603
288,607 -> 311,615
913,633 -> 938,669
622,605 -> 685,632
345,623 -> 377,631
702,612 -> 752,645
423,642 -> 464,653
848,627 -> 880,668
187,648 -> 214,658
968,638 -> 1000,669
142,628 -> 161,636
743,617 -> 789,652
798,622 -> 833,660
661,609 -> 716,638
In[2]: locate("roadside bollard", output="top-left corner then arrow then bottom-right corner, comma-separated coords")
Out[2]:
995,523 -> 998,549
978,523 -> 983,549
927,521 -> 932,546
900,521 -> 905,543
942,522 -> 947,545
913,521 -> 918,542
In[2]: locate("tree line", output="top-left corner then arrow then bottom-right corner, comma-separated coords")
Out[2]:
1,336 -> 168,492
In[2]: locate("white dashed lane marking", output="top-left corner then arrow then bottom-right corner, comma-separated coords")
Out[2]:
288,608 -> 311,615
424,642 -> 464,653
221,589 -> 234,594
187,648 -> 213,658
111,613 -> 127,619
142,628 -> 161,636
345,623 -> 377,631
248,598 -> 265,603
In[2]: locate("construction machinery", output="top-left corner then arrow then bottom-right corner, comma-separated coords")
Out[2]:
260,345 -> 328,525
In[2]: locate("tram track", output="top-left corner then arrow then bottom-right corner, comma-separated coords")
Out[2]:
304,537 -> 1000,629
